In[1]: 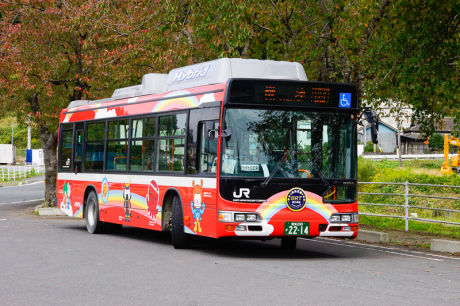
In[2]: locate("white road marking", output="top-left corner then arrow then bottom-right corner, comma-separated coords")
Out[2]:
331,239 -> 460,260
0,198 -> 44,206
301,238 -> 444,261
0,219 -> 8,221
0,181 -> 44,188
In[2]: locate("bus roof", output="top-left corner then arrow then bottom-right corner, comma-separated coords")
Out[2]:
67,58 -> 307,109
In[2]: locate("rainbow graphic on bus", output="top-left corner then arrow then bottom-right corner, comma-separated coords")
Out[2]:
152,90 -> 200,112
256,190 -> 338,223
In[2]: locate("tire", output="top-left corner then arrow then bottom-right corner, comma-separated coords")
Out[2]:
85,191 -> 105,234
281,237 -> 297,250
171,195 -> 192,249
105,222 -> 122,234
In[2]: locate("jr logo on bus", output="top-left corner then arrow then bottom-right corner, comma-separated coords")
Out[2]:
173,65 -> 210,83
233,188 -> 250,199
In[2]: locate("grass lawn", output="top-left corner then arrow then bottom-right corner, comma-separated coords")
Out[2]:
358,157 -> 460,238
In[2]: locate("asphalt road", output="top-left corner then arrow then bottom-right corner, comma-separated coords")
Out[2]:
0,178 -> 45,204
1,189 -> 459,305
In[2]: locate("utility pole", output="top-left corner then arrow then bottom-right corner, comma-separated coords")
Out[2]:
27,115 -> 31,150
397,119 -> 402,168
11,120 -> 14,145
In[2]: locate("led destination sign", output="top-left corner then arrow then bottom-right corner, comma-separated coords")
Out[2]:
228,79 -> 358,109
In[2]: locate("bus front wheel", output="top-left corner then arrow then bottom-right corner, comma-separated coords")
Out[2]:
281,237 -> 297,250
85,191 -> 105,234
171,195 -> 192,249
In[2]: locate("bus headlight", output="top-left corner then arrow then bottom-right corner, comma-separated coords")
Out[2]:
330,215 -> 341,223
341,215 -> 351,222
234,214 -> 246,222
246,214 -> 257,222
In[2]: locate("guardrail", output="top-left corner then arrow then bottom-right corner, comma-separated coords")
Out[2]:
0,165 -> 44,182
358,182 -> 460,231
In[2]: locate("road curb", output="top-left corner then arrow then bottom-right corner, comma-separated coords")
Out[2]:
430,239 -> 460,253
357,230 -> 389,243
38,207 -> 66,216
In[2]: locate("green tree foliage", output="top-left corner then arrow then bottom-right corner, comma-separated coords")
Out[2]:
0,1 -> 135,205
367,0 -> 460,136
0,116 -> 41,149
1,0 -> 459,206
428,133 -> 444,151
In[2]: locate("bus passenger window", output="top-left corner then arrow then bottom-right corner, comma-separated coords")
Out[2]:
199,122 -> 218,173
158,114 -> 186,137
130,140 -> 155,171
130,117 -> 156,171
60,124 -> 73,171
106,119 -> 129,171
85,122 -> 105,171
157,138 -> 185,172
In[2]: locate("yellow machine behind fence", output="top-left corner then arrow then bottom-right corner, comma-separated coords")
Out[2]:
441,134 -> 460,175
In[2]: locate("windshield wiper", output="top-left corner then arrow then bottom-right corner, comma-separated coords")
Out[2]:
261,159 -> 284,187
315,169 -> 330,188
315,169 -> 338,199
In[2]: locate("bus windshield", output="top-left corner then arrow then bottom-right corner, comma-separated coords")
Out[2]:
221,108 -> 357,180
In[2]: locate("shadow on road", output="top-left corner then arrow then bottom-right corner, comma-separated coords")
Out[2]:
64,223 -> 366,260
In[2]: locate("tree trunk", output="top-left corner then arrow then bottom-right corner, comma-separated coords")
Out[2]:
40,129 -> 58,207
28,92 -> 59,207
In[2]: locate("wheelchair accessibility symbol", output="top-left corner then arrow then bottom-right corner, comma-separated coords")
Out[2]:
339,93 -> 351,108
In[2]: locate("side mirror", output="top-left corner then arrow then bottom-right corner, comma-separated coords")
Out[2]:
204,121 -> 216,141
360,107 -> 379,144
204,121 -> 232,140
370,123 -> 379,144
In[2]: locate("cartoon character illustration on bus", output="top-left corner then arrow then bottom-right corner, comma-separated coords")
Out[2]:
190,180 -> 206,233
60,182 -> 73,215
123,180 -> 132,222
101,177 -> 109,204
146,180 -> 160,220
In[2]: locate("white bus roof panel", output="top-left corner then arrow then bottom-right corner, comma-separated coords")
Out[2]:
164,58 -> 307,92
67,58 -> 307,108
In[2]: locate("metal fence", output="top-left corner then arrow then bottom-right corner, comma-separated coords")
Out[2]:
358,182 -> 460,231
0,165 -> 43,182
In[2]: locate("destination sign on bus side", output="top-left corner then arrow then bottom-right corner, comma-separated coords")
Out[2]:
228,79 -> 358,109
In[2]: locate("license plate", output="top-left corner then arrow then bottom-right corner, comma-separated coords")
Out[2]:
284,222 -> 309,236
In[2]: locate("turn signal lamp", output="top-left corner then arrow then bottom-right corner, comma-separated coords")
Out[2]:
225,225 -> 235,231
218,213 -> 232,222
351,226 -> 358,231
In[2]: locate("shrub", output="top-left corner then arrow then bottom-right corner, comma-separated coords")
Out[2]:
428,133 -> 444,151
358,156 -> 377,182
364,140 -> 374,152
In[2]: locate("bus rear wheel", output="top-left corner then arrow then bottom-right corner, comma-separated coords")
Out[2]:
171,195 -> 192,249
85,191 -> 105,234
281,237 -> 297,250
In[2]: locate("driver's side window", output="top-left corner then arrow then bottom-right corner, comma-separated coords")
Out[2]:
199,122 -> 218,173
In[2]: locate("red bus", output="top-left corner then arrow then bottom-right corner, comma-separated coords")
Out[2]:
58,58 -> 372,249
